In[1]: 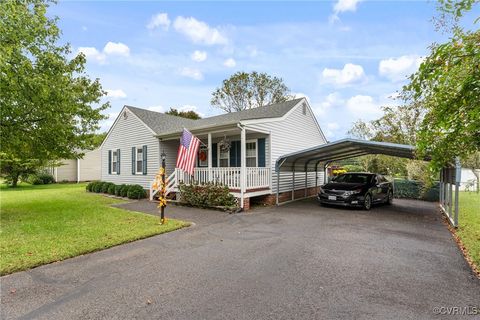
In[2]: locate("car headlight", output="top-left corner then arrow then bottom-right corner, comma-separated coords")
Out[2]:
344,189 -> 362,196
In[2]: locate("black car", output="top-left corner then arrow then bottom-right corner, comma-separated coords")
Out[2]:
317,172 -> 393,210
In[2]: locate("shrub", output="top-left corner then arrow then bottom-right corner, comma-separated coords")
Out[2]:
120,185 -> 131,197
107,183 -> 116,195
127,184 -> 146,199
93,181 -> 105,193
25,172 -> 55,185
179,182 -> 236,208
38,173 -> 55,184
86,181 -> 96,192
115,184 -> 126,197
100,182 -> 111,193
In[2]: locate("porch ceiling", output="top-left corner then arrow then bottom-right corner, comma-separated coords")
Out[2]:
276,138 -> 429,172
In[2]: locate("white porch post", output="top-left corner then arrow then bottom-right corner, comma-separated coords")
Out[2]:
77,159 -> 80,183
208,133 -> 212,182
240,126 -> 246,208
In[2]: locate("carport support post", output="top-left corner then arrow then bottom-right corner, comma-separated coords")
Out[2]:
454,158 -> 461,227
304,170 -> 308,198
276,170 -> 280,205
292,167 -> 295,201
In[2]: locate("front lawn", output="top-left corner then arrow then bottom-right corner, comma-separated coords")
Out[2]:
457,192 -> 480,269
0,183 -> 187,275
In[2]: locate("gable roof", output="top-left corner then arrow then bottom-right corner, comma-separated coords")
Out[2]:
127,98 -> 304,136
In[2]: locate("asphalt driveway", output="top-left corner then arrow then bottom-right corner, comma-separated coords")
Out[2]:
1,199 -> 479,320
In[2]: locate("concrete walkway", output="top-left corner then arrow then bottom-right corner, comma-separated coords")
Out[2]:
1,199 -> 479,319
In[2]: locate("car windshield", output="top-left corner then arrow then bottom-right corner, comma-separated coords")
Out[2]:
334,174 -> 371,184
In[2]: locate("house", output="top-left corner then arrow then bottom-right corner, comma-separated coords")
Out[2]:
101,98 -> 327,209
48,148 -> 101,182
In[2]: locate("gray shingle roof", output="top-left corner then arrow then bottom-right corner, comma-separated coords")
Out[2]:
127,98 -> 304,136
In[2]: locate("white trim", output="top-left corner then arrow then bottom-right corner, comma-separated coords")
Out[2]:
100,106 -> 157,149
77,159 -> 80,183
198,145 -> 208,167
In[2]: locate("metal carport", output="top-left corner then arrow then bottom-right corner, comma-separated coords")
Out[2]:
275,138 -> 461,227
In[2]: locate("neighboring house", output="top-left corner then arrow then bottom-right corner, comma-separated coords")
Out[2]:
50,148 -> 101,182
460,168 -> 479,191
101,98 -> 327,209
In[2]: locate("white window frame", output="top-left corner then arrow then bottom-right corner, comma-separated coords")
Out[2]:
135,147 -> 143,174
218,144 -> 230,167
112,150 -> 118,174
245,139 -> 258,167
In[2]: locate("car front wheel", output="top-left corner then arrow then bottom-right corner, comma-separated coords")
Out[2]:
386,190 -> 393,205
363,194 -> 372,210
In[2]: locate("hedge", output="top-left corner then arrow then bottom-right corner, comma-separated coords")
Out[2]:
393,179 -> 439,202
86,181 -> 146,199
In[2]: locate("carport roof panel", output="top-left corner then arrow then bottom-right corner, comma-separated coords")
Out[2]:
276,138 -> 421,172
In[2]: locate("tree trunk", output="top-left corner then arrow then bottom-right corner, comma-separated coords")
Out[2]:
11,174 -> 19,188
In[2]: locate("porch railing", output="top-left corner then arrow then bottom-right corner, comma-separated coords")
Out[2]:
175,167 -> 270,190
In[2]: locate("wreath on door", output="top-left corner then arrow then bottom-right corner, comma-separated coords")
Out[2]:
199,149 -> 207,161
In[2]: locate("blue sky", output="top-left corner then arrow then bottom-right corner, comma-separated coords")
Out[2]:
49,0 -> 470,139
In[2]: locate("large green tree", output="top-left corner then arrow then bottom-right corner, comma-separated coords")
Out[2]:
402,0 -> 480,169
165,107 -> 201,120
211,71 -> 292,113
0,0 -> 108,186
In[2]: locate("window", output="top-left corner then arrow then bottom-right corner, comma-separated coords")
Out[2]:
198,146 -> 208,167
112,151 -> 118,174
246,140 -> 257,167
219,147 -> 229,167
136,147 -> 143,174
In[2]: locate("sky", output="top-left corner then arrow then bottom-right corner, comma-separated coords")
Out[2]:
48,0 -> 475,140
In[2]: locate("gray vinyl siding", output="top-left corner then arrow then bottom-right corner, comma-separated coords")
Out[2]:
101,108 -> 160,189
79,148 -> 101,181
55,160 -> 77,182
247,103 -> 327,193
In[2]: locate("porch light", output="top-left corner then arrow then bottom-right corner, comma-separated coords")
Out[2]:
161,151 -> 167,161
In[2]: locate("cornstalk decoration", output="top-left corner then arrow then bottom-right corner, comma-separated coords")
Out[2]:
153,166 -> 167,224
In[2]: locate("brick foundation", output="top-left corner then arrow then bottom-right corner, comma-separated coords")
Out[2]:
251,186 -> 319,206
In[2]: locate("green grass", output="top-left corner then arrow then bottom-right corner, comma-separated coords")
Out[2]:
457,192 -> 480,268
0,183 -> 188,275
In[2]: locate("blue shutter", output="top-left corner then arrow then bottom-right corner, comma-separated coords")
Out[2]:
108,150 -> 112,174
236,141 -> 241,167
229,141 -> 237,167
117,149 -> 121,174
142,145 -> 147,175
212,143 -> 218,167
258,138 -> 266,167
131,147 -> 135,175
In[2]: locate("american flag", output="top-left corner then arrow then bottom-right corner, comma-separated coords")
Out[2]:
176,128 -> 200,175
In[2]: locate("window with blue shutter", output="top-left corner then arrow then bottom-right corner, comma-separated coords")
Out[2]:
142,145 -> 147,175
230,141 -> 241,167
258,138 -> 266,167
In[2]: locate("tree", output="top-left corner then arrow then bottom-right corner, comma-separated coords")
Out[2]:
0,0 -> 108,186
211,71 -> 292,113
401,0 -> 480,169
165,107 -> 201,120
92,132 -> 107,148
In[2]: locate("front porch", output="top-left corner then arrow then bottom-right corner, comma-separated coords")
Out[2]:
151,125 -> 273,207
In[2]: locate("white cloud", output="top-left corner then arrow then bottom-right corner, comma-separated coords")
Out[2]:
103,42 -> 130,57
82,26 -> 88,31
77,47 -> 106,63
147,106 -> 166,113
346,95 -> 382,116
379,55 -> 423,82
322,63 -> 365,85
105,89 -> 127,99
324,122 -> 340,138
147,13 -> 171,30
173,16 -> 228,45
191,50 -> 207,62
223,58 -> 236,68
180,67 -> 203,80
330,0 -> 363,23
312,92 -> 344,116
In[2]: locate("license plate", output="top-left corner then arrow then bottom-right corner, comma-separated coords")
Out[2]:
328,195 -> 336,200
